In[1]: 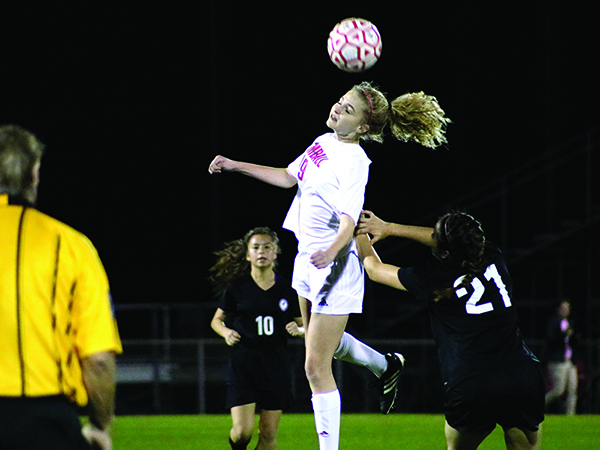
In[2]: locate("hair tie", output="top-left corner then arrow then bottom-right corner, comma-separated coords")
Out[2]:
443,217 -> 453,242
362,89 -> 373,125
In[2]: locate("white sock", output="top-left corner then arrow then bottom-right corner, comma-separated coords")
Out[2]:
312,390 -> 341,450
333,332 -> 387,378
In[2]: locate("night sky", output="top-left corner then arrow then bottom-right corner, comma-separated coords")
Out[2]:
1,3 -> 597,321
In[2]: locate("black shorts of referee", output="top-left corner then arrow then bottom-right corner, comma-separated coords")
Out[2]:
444,361 -> 545,435
0,395 -> 89,450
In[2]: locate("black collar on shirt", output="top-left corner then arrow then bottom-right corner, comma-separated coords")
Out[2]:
2,193 -> 35,208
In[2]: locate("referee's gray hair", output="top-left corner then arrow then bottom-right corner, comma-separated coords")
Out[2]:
0,125 -> 44,202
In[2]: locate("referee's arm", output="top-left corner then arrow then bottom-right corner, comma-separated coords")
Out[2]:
81,351 -> 117,431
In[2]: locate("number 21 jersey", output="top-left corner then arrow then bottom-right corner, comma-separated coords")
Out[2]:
398,243 -> 538,390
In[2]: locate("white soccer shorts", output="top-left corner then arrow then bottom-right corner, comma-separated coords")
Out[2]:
292,250 -> 364,315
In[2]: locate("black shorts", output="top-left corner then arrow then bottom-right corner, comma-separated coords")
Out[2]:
225,345 -> 294,411
226,384 -> 294,411
444,362 -> 545,435
0,396 -> 89,450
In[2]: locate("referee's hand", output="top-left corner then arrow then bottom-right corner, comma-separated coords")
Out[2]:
82,423 -> 112,450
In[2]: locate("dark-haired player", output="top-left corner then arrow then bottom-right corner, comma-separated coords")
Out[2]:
356,210 -> 544,450
210,227 -> 303,450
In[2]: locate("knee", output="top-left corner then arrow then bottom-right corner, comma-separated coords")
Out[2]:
503,427 -> 540,450
305,357 -> 328,385
230,424 -> 253,444
304,359 -> 317,383
258,427 -> 277,445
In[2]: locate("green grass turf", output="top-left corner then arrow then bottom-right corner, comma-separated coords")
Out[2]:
113,414 -> 600,449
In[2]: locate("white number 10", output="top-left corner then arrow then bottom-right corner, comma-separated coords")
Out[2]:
454,264 -> 512,315
256,315 -> 274,335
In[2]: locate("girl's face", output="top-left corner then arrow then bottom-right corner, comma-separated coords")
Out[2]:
246,234 -> 278,269
326,90 -> 369,143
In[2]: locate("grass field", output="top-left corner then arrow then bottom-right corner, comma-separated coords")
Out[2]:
112,414 -> 599,449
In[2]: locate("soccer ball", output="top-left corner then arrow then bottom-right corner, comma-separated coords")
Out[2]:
327,18 -> 382,73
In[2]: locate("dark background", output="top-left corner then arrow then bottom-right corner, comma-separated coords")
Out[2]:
1,2 -> 597,334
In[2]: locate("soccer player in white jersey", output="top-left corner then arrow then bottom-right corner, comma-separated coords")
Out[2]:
209,81 -> 450,450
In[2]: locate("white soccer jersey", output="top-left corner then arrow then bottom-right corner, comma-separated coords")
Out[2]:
283,133 -> 371,255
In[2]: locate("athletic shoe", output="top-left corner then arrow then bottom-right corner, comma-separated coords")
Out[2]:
380,352 -> 404,414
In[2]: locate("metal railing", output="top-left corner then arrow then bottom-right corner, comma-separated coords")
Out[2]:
113,303 -> 600,415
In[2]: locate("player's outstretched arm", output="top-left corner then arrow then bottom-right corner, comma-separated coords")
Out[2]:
356,234 -> 406,291
208,155 -> 297,189
358,210 -> 436,247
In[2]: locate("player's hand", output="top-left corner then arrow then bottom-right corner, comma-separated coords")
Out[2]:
82,423 -> 112,450
357,210 -> 389,244
208,155 -> 235,174
286,322 -> 305,337
224,329 -> 241,346
310,250 -> 334,269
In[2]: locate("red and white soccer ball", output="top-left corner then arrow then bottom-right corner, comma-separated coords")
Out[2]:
327,18 -> 382,73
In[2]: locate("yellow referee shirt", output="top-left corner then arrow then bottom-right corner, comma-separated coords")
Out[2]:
0,194 -> 122,407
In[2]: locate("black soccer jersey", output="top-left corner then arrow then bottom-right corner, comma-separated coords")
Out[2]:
398,243 -> 538,391
219,274 -> 301,389
219,274 -> 301,348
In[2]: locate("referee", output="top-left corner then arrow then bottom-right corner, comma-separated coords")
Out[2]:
0,125 -> 122,450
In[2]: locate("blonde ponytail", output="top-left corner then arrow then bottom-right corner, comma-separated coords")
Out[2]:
352,82 -> 450,148
389,92 -> 451,148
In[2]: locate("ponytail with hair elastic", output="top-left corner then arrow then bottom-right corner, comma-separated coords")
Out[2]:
352,81 -> 450,147
433,212 -> 487,302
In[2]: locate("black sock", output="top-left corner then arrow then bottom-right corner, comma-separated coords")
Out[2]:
229,437 -> 249,450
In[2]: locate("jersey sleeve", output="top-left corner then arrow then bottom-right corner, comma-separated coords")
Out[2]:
334,154 -> 370,224
218,283 -> 237,315
286,152 -> 304,182
398,266 -> 435,302
72,235 -> 122,358
284,285 -> 301,318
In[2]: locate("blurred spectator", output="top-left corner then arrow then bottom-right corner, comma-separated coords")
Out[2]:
545,299 -> 578,414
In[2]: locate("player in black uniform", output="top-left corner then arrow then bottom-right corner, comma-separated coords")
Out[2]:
356,211 -> 544,450
210,227 -> 303,450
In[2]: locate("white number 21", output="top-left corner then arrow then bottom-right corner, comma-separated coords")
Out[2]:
454,264 -> 512,315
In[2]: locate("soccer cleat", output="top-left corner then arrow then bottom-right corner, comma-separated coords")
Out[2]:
380,352 -> 404,414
